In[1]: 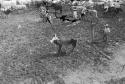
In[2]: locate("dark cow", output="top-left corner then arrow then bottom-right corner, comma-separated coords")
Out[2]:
94,4 -> 123,17
3,9 -> 12,15
56,14 -> 80,23
0,8 -> 13,19
56,15 -> 68,22
50,34 -> 77,55
47,3 -> 63,17
103,7 -> 123,17
34,1 -> 44,8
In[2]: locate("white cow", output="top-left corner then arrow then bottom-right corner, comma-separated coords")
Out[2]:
103,0 -> 122,12
52,0 -> 61,3
16,0 -> 31,5
0,0 -> 17,9
88,0 -> 94,6
0,6 -> 11,11
73,0 -> 98,18
14,4 -> 27,10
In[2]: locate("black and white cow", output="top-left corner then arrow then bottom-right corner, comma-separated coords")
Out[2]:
50,34 -> 77,55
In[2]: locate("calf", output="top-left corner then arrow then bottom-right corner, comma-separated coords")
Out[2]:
56,15 -> 80,23
50,34 -> 77,55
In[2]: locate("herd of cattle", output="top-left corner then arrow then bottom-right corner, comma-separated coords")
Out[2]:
41,0 -> 124,56
37,0 -> 124,24
0,0 -> 124,18
0,0 -> 124,56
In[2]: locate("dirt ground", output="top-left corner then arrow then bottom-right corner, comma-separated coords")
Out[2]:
0,7 -> 125,84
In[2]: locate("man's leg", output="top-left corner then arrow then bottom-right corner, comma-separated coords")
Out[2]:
73,11 -> 78,19
46,16 -> 52,24
57,45 -> 63,55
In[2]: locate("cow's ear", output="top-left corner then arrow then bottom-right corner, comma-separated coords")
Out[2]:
54,34 -> 57,37
50,39 -> 54,43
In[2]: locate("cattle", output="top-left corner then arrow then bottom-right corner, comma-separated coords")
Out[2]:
0,0 -> 28,14
1,8 -> 12,15
35,1 -> 63,17
103,7 -> 123,17
71,0 -> 98,20
12,4 -> 27,10
16,0 -> 31,8
0,0 -> 17,8
56,14 -> 80,24
50,34 -> 77,55
94,1 -> 123,17
17,0 -> 31,5
56,15 -> 68,22
0,7 -> 13,18
34,1 -> 45,8
80,7 -> 98,18
47,2 -> 63,17
52,0 -> 62,3
0,0 -> 15,18
14,5 -> 27,10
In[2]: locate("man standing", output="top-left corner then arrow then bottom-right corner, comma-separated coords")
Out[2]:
72,0 -> 78,19
39,6 -> 53,24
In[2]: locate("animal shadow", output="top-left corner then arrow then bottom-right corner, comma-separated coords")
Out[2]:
40,51 -> 67,59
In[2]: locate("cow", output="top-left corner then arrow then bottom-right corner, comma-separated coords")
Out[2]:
50,34 -> 77,55
103,7 -> 123,17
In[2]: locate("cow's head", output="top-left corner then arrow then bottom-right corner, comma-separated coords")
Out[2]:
50,34 -> 60,43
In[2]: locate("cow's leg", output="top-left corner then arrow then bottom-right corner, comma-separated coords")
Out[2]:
46,16 -> 52,24
73,11 -> 78,19
68,40 -> 77,53
60,8 -> 62,14
55,10 -> 58,17
71,43 -> 76,52
57,45 -> 62,55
